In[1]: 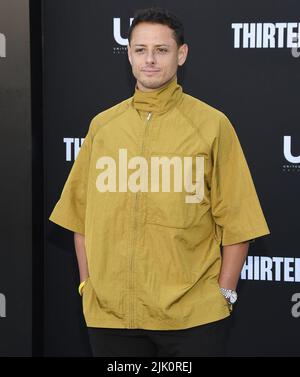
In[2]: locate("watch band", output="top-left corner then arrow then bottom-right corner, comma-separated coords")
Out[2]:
220,287 -> 238,304
220,288 -> 233,298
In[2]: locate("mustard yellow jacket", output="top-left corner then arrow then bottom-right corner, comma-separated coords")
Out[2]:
49,77 -> 270,330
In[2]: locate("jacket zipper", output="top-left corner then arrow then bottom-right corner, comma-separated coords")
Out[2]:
129,111 -> 152,328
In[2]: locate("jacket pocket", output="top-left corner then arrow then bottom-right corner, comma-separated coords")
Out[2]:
145,152 -> 208,228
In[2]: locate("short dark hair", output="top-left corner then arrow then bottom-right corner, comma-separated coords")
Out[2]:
127,7 -> 185,47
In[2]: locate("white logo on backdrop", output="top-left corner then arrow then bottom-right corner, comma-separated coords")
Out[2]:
283,136 -> 300,172
64,138 -> 85,161
113,17 -> 133,54
241,256 -> 300,282
0,33 -> 6,58
113,17 -> 134,45
232,23 -> 300,49
283,136 -> 300,163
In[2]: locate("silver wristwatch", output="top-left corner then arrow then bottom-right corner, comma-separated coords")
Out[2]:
220,288 -> 238,304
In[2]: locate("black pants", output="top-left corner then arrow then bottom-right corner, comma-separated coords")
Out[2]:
87,316 -> 231,357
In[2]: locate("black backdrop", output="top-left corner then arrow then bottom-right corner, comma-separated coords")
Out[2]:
1,0 -> 300,356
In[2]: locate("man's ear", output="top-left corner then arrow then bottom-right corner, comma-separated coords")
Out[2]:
178,43 -> 188,66
127,44 -> 132,65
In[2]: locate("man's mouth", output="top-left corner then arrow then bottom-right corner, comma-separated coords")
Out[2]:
142,69 -> 160,72
142,69 -> 160,75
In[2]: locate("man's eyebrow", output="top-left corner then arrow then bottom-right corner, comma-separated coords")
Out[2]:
133,44 -> 171,47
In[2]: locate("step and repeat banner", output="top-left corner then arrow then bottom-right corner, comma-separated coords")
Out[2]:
44,0 -> 300,357
1,0 -> 300,356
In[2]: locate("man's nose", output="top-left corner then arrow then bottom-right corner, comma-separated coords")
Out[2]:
145,51 -> 156,64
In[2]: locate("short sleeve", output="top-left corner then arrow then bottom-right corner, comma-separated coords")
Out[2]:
210,114 -> 270,246
48,122 -> 93,235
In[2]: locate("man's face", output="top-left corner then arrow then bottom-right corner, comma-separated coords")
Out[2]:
127,22 -> 188,92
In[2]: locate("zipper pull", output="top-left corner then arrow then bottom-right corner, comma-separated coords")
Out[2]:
147,112 -> 152,121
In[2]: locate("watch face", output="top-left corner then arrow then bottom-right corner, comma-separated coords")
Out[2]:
229,291 -> 237,304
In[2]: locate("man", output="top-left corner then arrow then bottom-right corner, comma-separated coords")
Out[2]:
49,7 -> 270,357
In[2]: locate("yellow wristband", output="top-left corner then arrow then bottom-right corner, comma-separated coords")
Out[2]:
78,280 -> 87,296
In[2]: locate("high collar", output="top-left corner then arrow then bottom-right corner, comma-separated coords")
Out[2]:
131,77 -> 183,114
